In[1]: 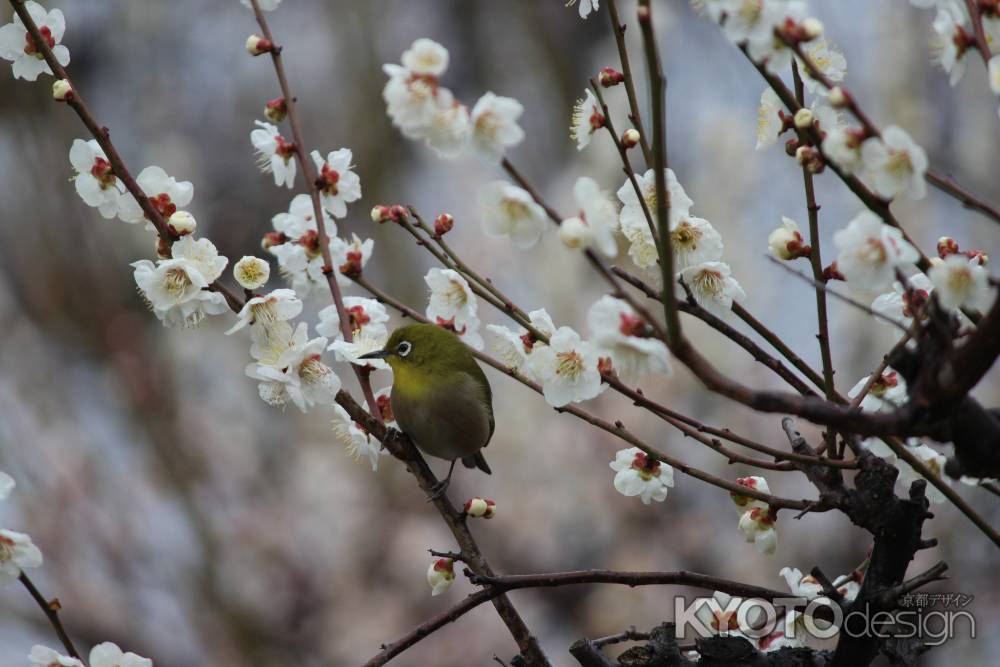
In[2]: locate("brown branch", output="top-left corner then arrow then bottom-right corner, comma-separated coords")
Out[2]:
19,573 -> 88,666
964,0 -> 993,64
606,0 -> 652,166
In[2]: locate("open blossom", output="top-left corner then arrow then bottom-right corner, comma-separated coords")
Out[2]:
479,181 -> 547,248
724,0 -> 808,73
470,92 -> 525,162
796,38 -> 847,94
382,63 -> 442,138
89,642 -> 152,667
402,37 -> 449,76
849,369 -> 908,413
833,211 -> 920,290
822,126 -> 867,174
117,166 -> 194,226
860,126 -> 928,200
486,308 -> 555,371
567,0 -> 599,19
226,288 -> 301,336
132,238 -> 229,328
588,296 -> 670,381
570,89 -> 603,150
755,88 -> 785,151
28,646 -> 83,667
565,177 -> 619,257
739,505 -> 778,555
871,273 -> 932,327
332,403 -> 384,471
931,2 -> 971,86
0,529 -> 43,582
0,1 -> 69,81
251,120 -> 297,188
422,92 -> 471,157
69,139 -> 123,219
609,447 -> 674,504
927,254 -> 994,312
318,297 -> 389,340
311,149 -> 361,218
670,215 -> 724,270
328,325 -> 390,370
896,443 -> 950,504
617,168 -> 696,270
424,268 -> 484,349
730,475 -> 770,513
526,326 -> 604,407
233,256 -> 270,290
171,235 -> 227,283
330,233 -> 375,286
271,193 -> 336,239
382,39 -> 453,144
781,566 -> 862,604
694,591 -> 762,639
246,322 -> 341,412
679,262 -> 746,319
427,558 -> 455,596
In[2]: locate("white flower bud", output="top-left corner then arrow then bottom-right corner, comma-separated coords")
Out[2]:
730,475 -> 771,511
52,79 -> 73,102
463,497 -> 496,519
245,34 -> 272,56
768,218 -> 809,261
559,217 -> 593,250
622,128 -> 641,149
828,87 -> 848,108
233,256 -> 271,290
801,17 -> 824,40
793,108 -> 814,129
426,558 -> 455,596
166,210 -> 197,236
370,205 -> 392,224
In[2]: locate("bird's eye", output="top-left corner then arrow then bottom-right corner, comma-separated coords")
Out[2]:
397,341 -> 412,357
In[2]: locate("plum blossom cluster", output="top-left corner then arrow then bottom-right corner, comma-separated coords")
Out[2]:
383,38 -> 525,161
133,236 -> 229,328
30,643 -> 151,667
731,476 -> 777,555
0,1 -> 69,81
0,471 -> 43,584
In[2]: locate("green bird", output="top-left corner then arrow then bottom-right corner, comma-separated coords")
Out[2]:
360,323 -> 493,497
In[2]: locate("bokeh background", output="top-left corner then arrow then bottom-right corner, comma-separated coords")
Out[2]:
1,1 -> 998,665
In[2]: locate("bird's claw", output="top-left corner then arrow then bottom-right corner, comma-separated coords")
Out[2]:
425,478 -> 450,502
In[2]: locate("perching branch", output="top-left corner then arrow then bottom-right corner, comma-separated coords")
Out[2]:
19,573 -> 88,666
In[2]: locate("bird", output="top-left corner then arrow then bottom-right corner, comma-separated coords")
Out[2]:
360,323 -> 493,498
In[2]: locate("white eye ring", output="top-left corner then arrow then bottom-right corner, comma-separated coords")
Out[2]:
397,341 -> 412,357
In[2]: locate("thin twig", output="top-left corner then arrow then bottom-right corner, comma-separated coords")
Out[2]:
19,573 -> 88,666
606,0 -> 652,165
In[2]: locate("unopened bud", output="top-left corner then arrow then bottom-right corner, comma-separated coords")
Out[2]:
793,108 -> 814,129
52,79 -> 73,102
261,231 -> 287,250
599,67 -> 625,87
965,249 -> 988,266
730,476 -> 770,509
801,17 -> 824,40
559,216 -> 593,250
233,256 -> 270,290
795,145 -> 824,173
636,5 -> 650,23
464,497 -> 496,519
937,236 -> 960,258
426,558 -> 455,596
264,97 -> 288,122
245,35 -> 273,56
823,262 -> 845,282
784,137 -> 800,156
166,210 -> 197,236
434,213 -> 454,236
768,217 -> 811,260
828,87 -> 849,108
622,128 -> 641,148
389,204 -> 409,222
370,205 -> 392,224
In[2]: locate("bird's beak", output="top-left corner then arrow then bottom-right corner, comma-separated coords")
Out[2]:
359,349 -> 393,360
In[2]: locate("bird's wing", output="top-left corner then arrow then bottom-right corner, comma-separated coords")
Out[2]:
467,362 -> 495,445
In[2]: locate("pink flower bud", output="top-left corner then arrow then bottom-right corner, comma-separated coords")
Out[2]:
389,204 -> 409,222
599,67 -> 625,87
434,213 -> 454,237
370,205 -> 392,224
937,236 -> 960,258
464,497 -> 496,519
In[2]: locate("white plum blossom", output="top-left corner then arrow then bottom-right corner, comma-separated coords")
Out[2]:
768,216 -> 810,260
588,296 -> 670,381
833,211 -> 920,290
755,87 -> 785,151
486,308 -> 555,371
779,567 -> 824,599
796,38 -> 847,94
317,297 -> 389,340
567,0 -> 599,19
246,322 -> 341,412
0,2 -> 69,81
559,217 -> 593,250
402,38 -> 449,76
382,63 -> 442,138
927,254 -> 994,312
267,204 -> 344,297
332,403 -> 384,471
0,528 -> 43,582
89,642 -> 152,667
609,447 -> 674,504
171,235 -> 227,283
990,54 -> 1000,98
271,193 -> 336,239
896,443 -> 950,504
723,0 -> 808,73
117,165 -> 194,226
470,92 -> 525,162
526,326 -> 604,407
427,558 -> 455,596
617,168 -> 698,270
422,92 -> 471,157
730,475 -> 771,513
0,471 -> 13,500
425,267 -> 483,349
132,240 -> 229,328
849,369 -> 908,413
860,126 -> 929,200
871,273 -> 932,328
679,262 -> 746,319
233,256 -> 270,290
28,646 -> 83,667
693,591 -> 763,639
69,139 -> 123,219
479,181 -> 547,248
739,505 -> 778,555
931,2 -> 971,86
241,0 -> 282,10
328,326 -> 391,370
226,288 -> 302,335
251,120 -> 297,188
822,126 -> 866,174
670,216 -> 724,270
311,149 -> 362,218
329,233 -> 374,288
566,177 -> 619,257
570,88 -> 603,150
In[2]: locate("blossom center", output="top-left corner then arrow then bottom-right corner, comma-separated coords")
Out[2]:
319,162 -> 340,195
376,393 -> 395,422
475,112 -> 498,139
340,249 -> 364,277
442,278 -> 469,308
629,451 -> 661,480
300,355 -> 329,384
671,220 -> 702,250
871,371 -> 898,397
89,157 -> 117,190
500,197 -> 529,221
298,230 -> 322,259
435,315 -> 467,335
555,349 -> 584,379
947,266 -> 973,296
618,312 -> 652,338
693,269 -> 725,297
275,134 -> 296,162
163,267 -> 192,298
23,25 -> 55,57
149,193 -> 177,219
347,305 -> 371,335
886,149 -> 913,179
860,238 -> 888,264
0,534 -> 13,562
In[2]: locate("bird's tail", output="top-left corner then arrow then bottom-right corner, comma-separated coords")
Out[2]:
462,451 -> 492,475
